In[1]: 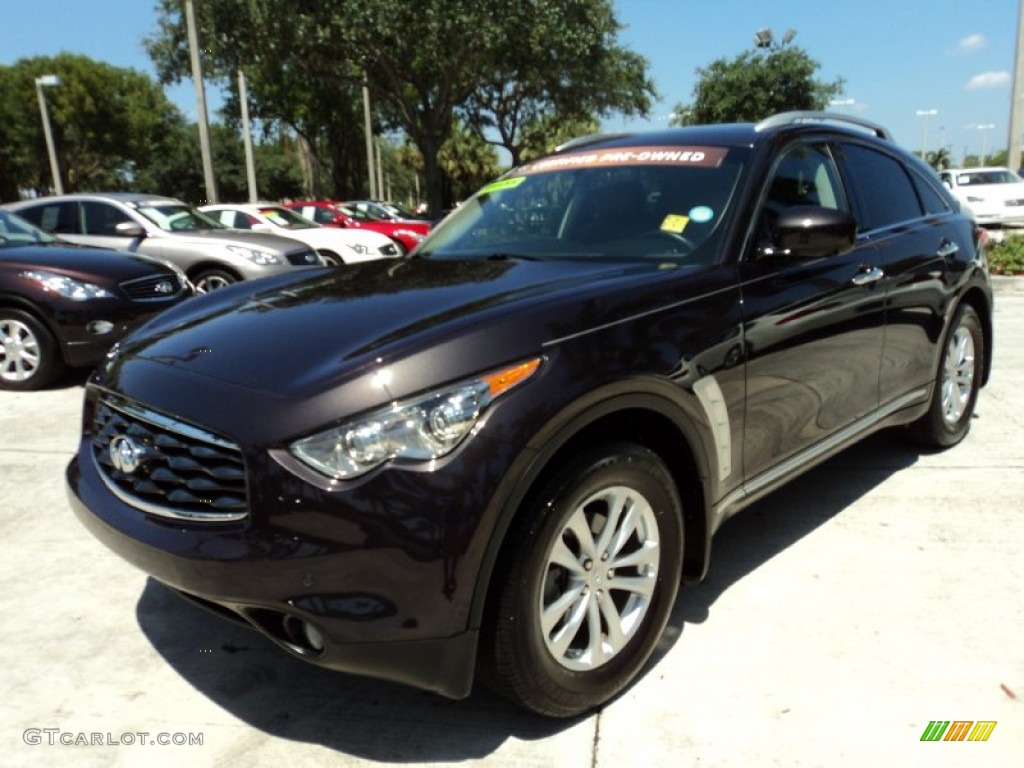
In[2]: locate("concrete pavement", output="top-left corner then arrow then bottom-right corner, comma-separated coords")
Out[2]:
2,285 -> 1022,767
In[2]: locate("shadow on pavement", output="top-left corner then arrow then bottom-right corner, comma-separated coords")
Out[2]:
650,429 -> 920,660
134,430 -> 920,760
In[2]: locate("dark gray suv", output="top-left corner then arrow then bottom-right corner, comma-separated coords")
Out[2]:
66,113 -> 993,717
3,193 -> 322,292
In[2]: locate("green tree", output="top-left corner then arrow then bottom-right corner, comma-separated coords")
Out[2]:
0,54 -> 186,200
463,1 -> 654,167
672,30 -> 844,126
145,0 -> 652,215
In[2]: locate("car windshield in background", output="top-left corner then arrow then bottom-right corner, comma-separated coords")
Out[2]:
956,170 -> 1022,185
421,145 -> 747,263
0,210 -> 58,247
258,206 -> 318,229
133,203 -> 225,232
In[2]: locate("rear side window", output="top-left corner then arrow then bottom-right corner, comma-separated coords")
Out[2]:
840,144 -> 923,231
910,169 -> 952,216
18,202 -> 78,234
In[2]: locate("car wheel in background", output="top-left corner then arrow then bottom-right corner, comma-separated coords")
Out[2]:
192,269 -> 238,293
0,309 -> 65,391
910,303 -> 984,448
316,250 -> 342,266
482,443 -> 683,717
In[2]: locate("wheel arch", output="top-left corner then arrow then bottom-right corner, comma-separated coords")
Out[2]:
958,283 -> 993,387
469,386 -> 716,632
186,262 -> 242,282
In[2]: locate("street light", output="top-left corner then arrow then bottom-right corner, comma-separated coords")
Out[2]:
34,74 -> 63,195
976,123 -> 996,166
915,109 -> 938,159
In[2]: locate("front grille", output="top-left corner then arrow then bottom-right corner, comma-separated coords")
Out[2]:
91,395 -> 248,522
120,273 -> 186,300
286,248 -> 321,266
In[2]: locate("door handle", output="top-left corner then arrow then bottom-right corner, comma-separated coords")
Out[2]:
851,266 -> 885,286
937,239 -> 959,259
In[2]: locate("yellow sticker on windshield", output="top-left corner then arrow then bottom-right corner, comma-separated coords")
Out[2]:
660,214 -> 689,234
480,176 -> 526,195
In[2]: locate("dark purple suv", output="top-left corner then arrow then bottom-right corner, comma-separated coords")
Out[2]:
66,112 -> 993,717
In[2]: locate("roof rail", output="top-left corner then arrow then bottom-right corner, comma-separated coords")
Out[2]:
755,111 -> 892,141
554,133 -> 630,153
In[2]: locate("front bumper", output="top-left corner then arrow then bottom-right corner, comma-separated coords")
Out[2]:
66,449 -> 480,697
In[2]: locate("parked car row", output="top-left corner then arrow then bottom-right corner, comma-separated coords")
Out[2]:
0,193 -> 418,390
0,208 -> 193,390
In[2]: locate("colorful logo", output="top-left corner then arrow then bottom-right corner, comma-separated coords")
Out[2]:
920,720 -> 997,742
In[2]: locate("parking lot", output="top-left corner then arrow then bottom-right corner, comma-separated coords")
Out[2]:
2,282 -> 1022,768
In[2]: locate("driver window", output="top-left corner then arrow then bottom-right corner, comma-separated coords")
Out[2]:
759,143 -> 845,242
81,201 -> 133,236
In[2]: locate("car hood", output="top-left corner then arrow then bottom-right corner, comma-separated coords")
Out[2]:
958,182 -> 1024,201
0,242 -> 174,281
112,258 -> 667,398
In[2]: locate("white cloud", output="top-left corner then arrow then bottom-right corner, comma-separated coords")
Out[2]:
965,71 -> 1010,90
953,33 -> 987,55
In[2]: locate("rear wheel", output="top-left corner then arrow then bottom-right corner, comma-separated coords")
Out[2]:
909,303 -> 984,448
482,443 -> 683,717
0,309 -> 65,391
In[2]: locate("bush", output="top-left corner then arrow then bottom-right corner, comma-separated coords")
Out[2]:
987,233 -> 1024,275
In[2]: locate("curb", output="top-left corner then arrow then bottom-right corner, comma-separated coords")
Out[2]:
992,275 -> 1024,295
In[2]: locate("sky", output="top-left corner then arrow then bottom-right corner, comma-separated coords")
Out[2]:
0,0 -> 1020,166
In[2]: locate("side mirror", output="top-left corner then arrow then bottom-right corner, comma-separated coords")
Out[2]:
114,221 -> 145,238
762,205 -> 856,260
250,224 -> 274,234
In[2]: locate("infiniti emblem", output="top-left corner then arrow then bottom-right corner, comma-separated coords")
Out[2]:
109,435 -> 146,474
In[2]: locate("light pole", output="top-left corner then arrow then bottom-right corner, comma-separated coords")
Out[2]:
34,74 -> 63,195
976,123 -> 996,166
916,109 -> 938,160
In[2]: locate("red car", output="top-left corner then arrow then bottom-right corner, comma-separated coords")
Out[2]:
284,201 -> 430,255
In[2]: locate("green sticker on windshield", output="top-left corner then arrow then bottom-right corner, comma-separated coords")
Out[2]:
480,176 -> 526,195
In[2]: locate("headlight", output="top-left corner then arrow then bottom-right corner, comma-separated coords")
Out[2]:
225,244 -> 281,265
346,244 -> 371,255
291,358 -> 542,479
21,270 -> 114,300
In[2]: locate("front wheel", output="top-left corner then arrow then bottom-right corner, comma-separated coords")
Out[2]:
909,303 -> 984,448
192,269 -> 238,293
482,443 -> 683,717
0,309 -> 65,391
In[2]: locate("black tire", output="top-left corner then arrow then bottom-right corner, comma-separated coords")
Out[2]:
909,303 -> 984,448
192,269 -> 238,293
0,309 -> 65,391
481,443 -> 683,717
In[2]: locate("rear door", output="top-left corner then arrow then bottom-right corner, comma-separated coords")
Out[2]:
836,141 -> 960,405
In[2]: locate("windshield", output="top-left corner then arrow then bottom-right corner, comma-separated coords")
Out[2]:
133,203 -> 225,232
258,206 -> 318,229
0,209 -> 59,247
956,169 -> 1023,185
420,144 -> 747,263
